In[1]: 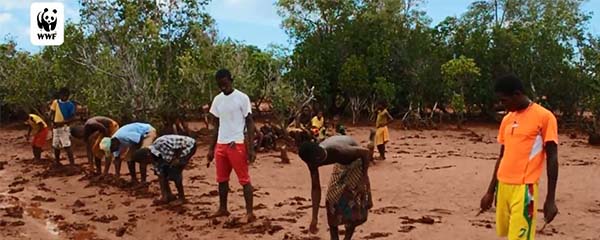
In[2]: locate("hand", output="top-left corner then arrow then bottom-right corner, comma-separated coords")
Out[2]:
206,150 -> 214,168
543,200 -> 558,223
248,149 -> 256,164
480,192 -> 494,213
309,220 -> 318,234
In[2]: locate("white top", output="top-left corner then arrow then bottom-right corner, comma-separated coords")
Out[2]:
209,89 -> 252,144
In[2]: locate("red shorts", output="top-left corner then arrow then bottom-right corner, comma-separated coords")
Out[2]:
215,143 -> 250,185
32,128 -> 49,148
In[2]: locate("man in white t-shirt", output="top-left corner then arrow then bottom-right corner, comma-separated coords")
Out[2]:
207,69 -> 257,223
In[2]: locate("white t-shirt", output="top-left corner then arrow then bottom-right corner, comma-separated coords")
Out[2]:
210,89 -> 252,144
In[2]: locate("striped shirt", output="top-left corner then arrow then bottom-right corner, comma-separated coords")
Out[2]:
149,135 -> 196,163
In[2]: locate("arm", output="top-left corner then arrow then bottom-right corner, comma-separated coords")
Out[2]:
486,145 -> 504,194
544,142 -> 559,222
480,145 -> 504,211
245,114 -> 256,163
26,125 -> 32,138
309,167 -> 321,233
207,116 -> 219,167
386,111 -> 394,123
357,147 -> 373,208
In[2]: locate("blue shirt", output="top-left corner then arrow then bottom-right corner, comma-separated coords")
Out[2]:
111,123 -> 153,157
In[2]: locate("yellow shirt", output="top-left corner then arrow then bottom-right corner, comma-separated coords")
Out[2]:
27,114 -> 47,134
311,116 -> 324,129
376,109 -> 390,128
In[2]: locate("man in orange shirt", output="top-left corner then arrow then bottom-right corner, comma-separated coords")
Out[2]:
480,74 -> 559,240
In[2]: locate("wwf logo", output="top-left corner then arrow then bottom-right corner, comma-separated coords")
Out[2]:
30,2 -> 64,46
37,8 -> 58,32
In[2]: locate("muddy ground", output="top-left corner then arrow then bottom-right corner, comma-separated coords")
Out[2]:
1,122 -> 599,240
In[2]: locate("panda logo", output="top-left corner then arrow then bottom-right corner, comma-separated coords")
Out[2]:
37,8 -> 58,32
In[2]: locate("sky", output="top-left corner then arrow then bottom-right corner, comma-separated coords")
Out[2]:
1,0 -> 599,53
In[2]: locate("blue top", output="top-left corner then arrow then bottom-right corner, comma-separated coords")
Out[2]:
111,123 -> 153,157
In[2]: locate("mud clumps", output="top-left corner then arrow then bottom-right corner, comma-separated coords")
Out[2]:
31,195 -> 56,202
398,225 -> 416,233
0,220 -> 25,227
364,232 -> 392,239
91,215 -> 118,223
8,187 -> 24,194
35,165 -> 83,178
9,177 -> 29,187
223,216 -> 244,229
73,200 -> 86,208
3,206 -> 24,218
399,216 -> 438,225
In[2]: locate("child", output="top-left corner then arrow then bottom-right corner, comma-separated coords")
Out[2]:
260,119 -> 278,151
49,87 -> 77,165
133,135 -> 197,205
332,115 -> 346,136
311,111 -> 325,141
83,116 -> 120,175
25,114 -> 49,161
375,101 -> 393,160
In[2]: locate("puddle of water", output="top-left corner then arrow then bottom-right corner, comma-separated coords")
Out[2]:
46,220 -> 59,236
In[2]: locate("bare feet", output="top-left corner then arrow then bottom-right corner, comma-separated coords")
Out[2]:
246,213 -> 256,223
210,209 -> 231,218
169,199 -> 186,206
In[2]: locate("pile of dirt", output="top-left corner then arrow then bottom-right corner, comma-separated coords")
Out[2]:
399,216 -> 439,225
91,214 -> 118,223
371,206 -> 403,215
9,177 -> 29,187
7,187 -> 24,194
31,195 -> 56,202
3,206 -> 24,218
364,232 -> 393,239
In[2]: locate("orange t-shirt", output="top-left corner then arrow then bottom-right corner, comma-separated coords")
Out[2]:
497,103 -> 558,184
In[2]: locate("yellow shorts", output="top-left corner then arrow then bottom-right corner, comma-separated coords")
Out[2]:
496,182 -> 538,240
375,126 -> 389,146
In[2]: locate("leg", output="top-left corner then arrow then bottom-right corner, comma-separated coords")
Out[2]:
212,182 -> 230,216
243,183 -> 255,222
86,139 -> 93,165
33,146 -> 42,161
103,156 -> 112,175
94,157 -> 102,174
507,184 -> 538,240
230,144 -> 254,222
54,148 -> 61,165
139,162 -> 148,183
128,161 -> 138,183
174,169 -> 185,201
377,144 -> 386,160
161,174 -> 174,199
329,225 -> 340,240
65,147 -> 75,165
343,224 -> 356,240
114,157 -> 122,176
495,182 -> 511,238
213,144 -> 231,217
52,128 -> 61,165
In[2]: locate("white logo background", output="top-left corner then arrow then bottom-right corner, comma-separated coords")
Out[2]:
30,2 -> 64,46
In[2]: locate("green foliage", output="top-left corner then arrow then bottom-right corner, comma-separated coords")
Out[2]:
2,0 -> 600,130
